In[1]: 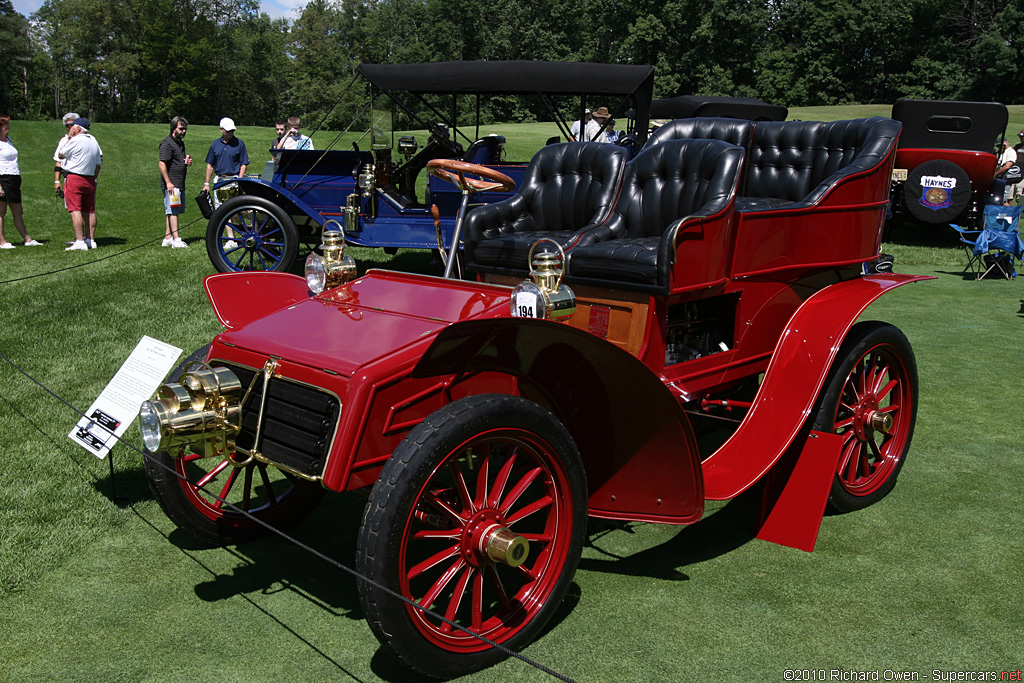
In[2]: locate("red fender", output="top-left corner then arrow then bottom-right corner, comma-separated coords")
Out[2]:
204,272 -> 310,329
702,273 -> 931,498
413,318 -> 705,525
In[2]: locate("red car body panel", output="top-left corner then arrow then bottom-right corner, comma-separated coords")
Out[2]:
730,145 -> 894,279
205,271 -> 311,329
701,273 -> 932,500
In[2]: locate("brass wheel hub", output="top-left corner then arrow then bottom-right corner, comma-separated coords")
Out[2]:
853,394 -> 891,441
463,511 -> 529,568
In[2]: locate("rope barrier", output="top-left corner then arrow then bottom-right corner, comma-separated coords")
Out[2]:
0,348 -> 579,683
0,216 -> 207,286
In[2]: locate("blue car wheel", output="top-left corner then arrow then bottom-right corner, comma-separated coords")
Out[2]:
206,195 -> 299,273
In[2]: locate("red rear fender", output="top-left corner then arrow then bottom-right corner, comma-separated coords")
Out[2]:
702,273 -> 932,500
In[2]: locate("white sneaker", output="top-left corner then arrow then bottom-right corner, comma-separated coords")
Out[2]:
0,242 -> 14,249
65,241 -> 88,251
24,239 -> 42,246
223,240 -> 239,251
171,239 -> 188,248
86,239 -> 97,249
161,238 -> 173,247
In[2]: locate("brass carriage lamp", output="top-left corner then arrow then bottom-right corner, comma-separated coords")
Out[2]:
305,220 -> 357,294
510,239 -> 576,320
138,364 -> 243,457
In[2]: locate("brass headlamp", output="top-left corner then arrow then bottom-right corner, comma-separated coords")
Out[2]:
510,239 -> 576,320
138,363 -> 242,457
305,220 -> 357,294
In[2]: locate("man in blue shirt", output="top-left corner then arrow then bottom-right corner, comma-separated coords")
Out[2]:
203,117 -> 249,248
203,117 -> 249,210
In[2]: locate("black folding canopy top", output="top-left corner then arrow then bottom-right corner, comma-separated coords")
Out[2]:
650,95 -> 788,121
358,61 -> 655,147
892,99 -> 1008,152
358,61 -> 654,97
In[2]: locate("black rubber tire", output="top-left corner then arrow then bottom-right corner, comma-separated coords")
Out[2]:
903,159 -> 972,224
356,394 -> 588,679
143,345 -> 324,546
206,195 -> 299,273
811,322 -> 918,513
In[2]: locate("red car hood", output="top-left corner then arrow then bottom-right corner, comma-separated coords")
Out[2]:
215,270 -> 512,377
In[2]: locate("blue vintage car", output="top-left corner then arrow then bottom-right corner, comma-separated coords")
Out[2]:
205,61 -> 655,272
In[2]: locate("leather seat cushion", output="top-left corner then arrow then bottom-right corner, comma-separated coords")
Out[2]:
569,237 -> 660,286
472,231 -> 579,272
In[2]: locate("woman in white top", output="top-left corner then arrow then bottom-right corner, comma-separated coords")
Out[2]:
0,116 -> 41,248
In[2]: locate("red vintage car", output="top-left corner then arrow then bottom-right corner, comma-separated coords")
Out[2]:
139,114 -> 927,678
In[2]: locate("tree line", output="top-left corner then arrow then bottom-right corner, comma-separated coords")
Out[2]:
1,0 -> 1021,126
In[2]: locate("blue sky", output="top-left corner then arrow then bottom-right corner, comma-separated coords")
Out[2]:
12,0 -> 301,20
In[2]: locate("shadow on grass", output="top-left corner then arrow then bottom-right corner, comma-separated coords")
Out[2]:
177,491 -> 366,617
130,493 -> 373,682
578,486 -> 761,582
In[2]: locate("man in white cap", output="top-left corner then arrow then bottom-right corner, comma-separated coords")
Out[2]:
203,117 -> 249,210
202,117 -> 250,248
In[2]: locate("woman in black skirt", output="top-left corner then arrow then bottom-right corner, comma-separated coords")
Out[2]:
0,115 -> 41,248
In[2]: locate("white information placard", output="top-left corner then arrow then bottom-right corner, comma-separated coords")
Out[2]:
69,336 -> 182,459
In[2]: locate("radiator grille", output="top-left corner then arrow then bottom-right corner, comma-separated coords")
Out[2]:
220,363 -> 340,478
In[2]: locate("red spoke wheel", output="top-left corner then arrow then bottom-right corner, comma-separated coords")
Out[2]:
143,347 -> 324,545
357,394 -> 587,678
145,450 -> 325,545
812,322 -> 918,513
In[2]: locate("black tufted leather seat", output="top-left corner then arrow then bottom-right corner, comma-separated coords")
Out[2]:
465,142 -> 628,276
646,117 -> 754,150
739,117 -> 900,211
565,138 -> 744,293
642,116 -> 901,213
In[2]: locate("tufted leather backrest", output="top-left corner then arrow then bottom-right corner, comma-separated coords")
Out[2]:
612,138 -> 744,238
645,117 -> 754,150
803,117 -> 901,204
518,142 -> 629,232
743,120 -> 824,202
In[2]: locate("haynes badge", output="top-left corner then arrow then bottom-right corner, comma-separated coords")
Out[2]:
919,175 -> 956,211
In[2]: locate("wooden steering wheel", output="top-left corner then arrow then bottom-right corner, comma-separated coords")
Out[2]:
426,159 -> 516,193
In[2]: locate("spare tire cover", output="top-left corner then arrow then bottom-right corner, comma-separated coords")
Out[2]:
903,159 -> 972,223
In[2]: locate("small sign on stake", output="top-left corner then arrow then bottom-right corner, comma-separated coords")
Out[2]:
69,336 -> 182,459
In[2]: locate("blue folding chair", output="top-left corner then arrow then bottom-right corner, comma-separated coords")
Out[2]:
950,204 -> 1024,280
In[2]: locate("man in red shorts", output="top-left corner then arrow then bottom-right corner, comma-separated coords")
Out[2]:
59,118 -> 102,251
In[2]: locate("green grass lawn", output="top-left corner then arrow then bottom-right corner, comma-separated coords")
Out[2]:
1,118 -> 1022,682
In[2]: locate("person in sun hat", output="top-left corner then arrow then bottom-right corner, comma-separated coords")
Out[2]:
591,106 -> 618,143
58,117 -> 102,251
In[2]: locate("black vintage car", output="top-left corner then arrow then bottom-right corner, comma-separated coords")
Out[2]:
889,99 -> 1008,227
